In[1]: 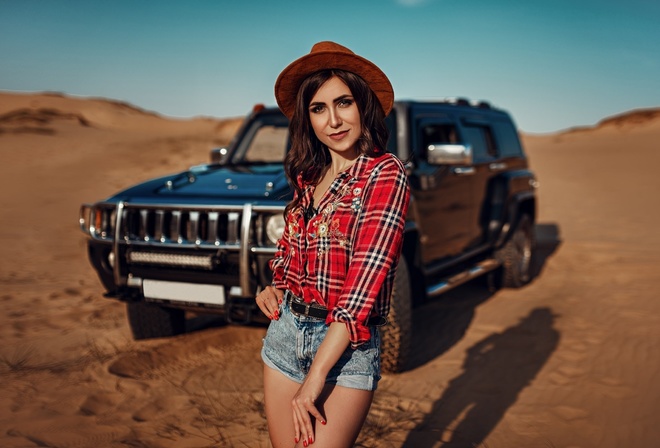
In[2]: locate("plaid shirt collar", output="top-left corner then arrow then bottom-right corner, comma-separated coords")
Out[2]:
302,152 -> 378,196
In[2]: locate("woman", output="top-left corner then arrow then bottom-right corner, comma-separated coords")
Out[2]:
256,41 -> 410,447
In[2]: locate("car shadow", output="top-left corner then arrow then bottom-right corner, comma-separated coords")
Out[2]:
405,282 -> 493,371
185,311 -> 272,334
402,306 -> 560,447
404,222 -> 561,372
185,313 -> 228,333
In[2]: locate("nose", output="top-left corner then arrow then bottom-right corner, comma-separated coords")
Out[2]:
328,108 -> 342,128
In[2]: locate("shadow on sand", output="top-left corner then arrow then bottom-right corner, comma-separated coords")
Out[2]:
398,222 -> 562,446
402,307 -> 560,447
404,222 -> 561,371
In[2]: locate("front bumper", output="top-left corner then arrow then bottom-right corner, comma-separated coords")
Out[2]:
82,201 -> 284,321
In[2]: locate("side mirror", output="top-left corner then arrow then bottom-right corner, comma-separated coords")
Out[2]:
427,144 -> 472,165
210,147 -> 229,165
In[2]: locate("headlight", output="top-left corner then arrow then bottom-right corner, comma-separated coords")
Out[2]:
79,204 -> 116,239
265,214 -> 285,245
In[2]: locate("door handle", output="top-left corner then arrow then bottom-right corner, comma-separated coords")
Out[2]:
452,167 -> 475,175
489,162 -> 507,171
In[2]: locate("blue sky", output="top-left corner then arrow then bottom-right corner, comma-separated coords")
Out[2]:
1,0 -> 658,133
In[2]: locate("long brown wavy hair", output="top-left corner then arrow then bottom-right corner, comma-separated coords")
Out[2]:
283,69 -> 389,218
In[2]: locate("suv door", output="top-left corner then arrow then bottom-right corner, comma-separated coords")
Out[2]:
459,117 -> 504,247
409,116 -> 477,263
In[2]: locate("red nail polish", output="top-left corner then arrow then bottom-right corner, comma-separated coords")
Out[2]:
309,436 -> 314,444
303,440 -> 308,447
321,419 -> 326,425
294,437 -> 298,444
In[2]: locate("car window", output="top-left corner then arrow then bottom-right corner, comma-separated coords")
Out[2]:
243,125 -> 288,163
493,121 -> 523,157
232,115 -> 289,164
416,123 -> 460,162
461,124 -> 497,162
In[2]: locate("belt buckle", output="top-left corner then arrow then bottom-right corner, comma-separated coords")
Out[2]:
304,303 -> 311,316
286,291 -> 303,318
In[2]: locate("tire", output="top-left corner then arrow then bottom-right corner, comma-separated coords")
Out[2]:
126,301 -> 186,340
496,214 -> 535,288
380,258 -> 412,374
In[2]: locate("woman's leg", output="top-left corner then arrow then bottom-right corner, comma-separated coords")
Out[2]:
312,384 -> 374,448
265,364 -> 375,448
264,364 -> 301,447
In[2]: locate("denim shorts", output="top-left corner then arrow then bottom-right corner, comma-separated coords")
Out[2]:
261,302 -> 381,391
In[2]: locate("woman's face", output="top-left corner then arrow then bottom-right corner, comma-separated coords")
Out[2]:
308,76 -> 361,157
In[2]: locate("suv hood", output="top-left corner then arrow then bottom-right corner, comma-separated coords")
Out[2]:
108,164 -> 291,203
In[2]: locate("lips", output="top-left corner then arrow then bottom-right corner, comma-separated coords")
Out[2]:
328,130 -> 349,141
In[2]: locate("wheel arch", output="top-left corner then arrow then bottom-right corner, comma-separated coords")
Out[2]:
496,192 -> 536,249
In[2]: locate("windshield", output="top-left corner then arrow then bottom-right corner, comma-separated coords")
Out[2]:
231,113 -> 289,164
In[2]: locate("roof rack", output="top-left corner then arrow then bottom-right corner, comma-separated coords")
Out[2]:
442,97 -> 492,109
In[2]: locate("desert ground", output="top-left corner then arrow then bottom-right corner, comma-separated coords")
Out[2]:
1,91 -> 659,448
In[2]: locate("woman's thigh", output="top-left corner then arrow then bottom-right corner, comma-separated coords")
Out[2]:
313,384 -> 374,447
263,364 -> 300,447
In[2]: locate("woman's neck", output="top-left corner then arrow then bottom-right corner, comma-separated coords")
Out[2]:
326,152 -> 359,178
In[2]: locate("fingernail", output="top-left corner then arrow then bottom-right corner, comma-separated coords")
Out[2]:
309,436 -> 314,444
303,440 -> 308,447
278,298 -> 283,304
294,437 -> 298,444
321,419 -> 326,425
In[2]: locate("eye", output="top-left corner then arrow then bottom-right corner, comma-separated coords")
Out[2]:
309,104 -> 325,114
338,98 -> 354,108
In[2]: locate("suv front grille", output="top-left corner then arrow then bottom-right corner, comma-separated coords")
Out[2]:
82,202 -> 284,251
81,201 -> 284,295
122,208 -> 241,247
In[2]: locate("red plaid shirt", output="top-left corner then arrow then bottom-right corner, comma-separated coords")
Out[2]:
270,153 -> 410,347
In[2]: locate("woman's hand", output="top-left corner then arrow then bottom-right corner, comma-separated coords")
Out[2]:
255,286 -> 284,320
292,371 -> 326,446
291,322 -> 350,445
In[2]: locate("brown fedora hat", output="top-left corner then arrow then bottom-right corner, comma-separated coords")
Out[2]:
274,41 -> 394,119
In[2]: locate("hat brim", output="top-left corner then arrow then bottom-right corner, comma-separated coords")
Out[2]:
275,50 -> 394,119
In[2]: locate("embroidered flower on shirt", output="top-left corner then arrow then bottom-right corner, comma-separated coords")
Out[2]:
318,222 -> 328,237
351,196 -> 362,213
314,216 -> 351,254
288,221 -> 300,238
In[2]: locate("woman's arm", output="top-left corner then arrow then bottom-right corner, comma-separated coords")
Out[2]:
291,322 -> 349,444
328,155 -> 410,346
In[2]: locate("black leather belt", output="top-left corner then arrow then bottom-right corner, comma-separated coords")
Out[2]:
284,290 -> 387,327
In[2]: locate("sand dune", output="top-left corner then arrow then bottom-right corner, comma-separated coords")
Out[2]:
1,91 -> 659,447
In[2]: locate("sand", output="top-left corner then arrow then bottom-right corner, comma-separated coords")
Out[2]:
1,91 -> 659,447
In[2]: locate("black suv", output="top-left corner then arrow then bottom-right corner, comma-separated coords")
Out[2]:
79,99 -> 537,372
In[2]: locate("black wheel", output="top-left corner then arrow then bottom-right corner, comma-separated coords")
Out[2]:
126,301 -> 186,340
496,214 -> 535,288
380,258 -> 412,374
